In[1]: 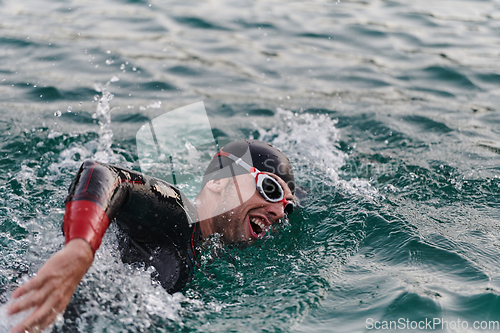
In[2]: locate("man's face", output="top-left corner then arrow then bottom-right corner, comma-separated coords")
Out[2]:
211,172 -> 294,243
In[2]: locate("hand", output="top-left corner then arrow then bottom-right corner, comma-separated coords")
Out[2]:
7,238 -> 94,333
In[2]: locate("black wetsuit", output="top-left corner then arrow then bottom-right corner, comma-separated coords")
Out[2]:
65,160 -> 201,293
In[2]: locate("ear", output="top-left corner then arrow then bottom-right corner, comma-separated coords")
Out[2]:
204,178 -> 228,193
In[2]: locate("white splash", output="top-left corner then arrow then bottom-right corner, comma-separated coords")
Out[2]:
74,224 -> 186,331
47,78 -> 129,177
0,301 -> 37,333
258,108 -> 346,182
92,79 -> 120,164
257,108 -> 379,199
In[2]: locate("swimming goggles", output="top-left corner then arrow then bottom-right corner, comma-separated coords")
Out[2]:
215,150 -> 294,215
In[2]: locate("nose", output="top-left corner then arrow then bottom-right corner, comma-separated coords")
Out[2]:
265,201 -> 286,222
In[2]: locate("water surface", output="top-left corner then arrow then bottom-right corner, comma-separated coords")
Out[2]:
1,0 -> 500,332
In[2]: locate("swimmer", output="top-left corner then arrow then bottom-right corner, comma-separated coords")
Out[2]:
7,139 -> 295,333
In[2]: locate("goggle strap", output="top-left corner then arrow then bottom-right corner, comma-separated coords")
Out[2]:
215,150 -> 253,173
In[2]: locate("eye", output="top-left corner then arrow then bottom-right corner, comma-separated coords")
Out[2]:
284,202 -> 294,215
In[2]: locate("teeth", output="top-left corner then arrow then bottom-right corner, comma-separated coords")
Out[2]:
250,218 -> 266,232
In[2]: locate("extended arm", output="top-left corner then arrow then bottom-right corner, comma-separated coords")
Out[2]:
7,160 -> 135,333
8,160 -> 197,332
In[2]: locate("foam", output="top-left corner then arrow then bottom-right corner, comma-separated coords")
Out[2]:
257,108 -> 379,200
0,301 -> 37,333
73,224 -> 185,331
46,79 -> 131,178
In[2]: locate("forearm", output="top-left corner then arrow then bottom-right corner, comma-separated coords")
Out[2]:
62,238 -> 95,269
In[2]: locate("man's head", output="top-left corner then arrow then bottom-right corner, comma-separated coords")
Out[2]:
196,140 -> 295,243
202,139 -> 295,194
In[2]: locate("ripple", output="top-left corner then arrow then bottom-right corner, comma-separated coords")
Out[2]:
0,37 -> 38,48
167,65 -> 204,77
474,72 -> 500,88
173,16 -> 231,31
140,81 -> 176,91
403,115 -> 453,134
423,65 -> 479,90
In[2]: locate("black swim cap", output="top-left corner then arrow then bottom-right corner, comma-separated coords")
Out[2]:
202,139 -> 295,194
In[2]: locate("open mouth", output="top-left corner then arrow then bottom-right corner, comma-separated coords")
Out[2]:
249,216 -> 268,238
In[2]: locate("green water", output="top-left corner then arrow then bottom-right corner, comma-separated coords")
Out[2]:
1,0 -> 500,332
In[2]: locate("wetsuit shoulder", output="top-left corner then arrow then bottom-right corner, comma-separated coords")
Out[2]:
64,160 -> 201,293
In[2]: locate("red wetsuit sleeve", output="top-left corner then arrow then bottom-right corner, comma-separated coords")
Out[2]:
63,200 -> 110,253
63,160 -> 135,253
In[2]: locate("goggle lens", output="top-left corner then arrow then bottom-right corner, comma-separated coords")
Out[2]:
259,175 -> 295,215
261,177 -> 282,200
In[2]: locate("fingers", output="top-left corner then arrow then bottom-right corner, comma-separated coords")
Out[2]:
8,285 -> 50,316
8,271 -> 51,315
10,298 -> 61,333
9,281 -> 67,333
8,239 -> 95,332
11,274 -> 45,299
